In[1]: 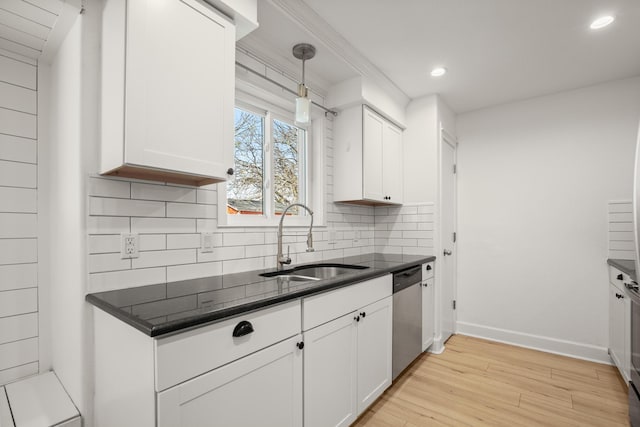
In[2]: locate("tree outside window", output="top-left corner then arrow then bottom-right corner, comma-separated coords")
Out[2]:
227,107 -> 307,217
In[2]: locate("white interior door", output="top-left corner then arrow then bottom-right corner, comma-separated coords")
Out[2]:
440,129 -> 457,343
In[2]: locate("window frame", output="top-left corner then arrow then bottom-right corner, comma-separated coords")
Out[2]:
218,88 -> 324,228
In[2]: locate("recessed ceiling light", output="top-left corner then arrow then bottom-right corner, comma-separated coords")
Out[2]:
431,67 -> 447,77
590,15 -> 615,30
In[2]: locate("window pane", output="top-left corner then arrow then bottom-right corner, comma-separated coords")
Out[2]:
227,108 -> 264,215
273,119 -> 306,216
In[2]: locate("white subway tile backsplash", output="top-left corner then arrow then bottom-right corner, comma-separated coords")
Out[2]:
0,338 -> 38,371
0,288 -> 37,317
167,262 -> 222,282
166,202 -> 216,219
223,257 -> 264,275
196,219 -> 216,232
0,187 -> 36,213
0,160 -> 36,188
0,134 -> 36,164
88,267 -> 166,293
140,234 -> 167,251
610,222 -> 634,232
88,235 -> 119,254
131,183 -> 196,203
89,177 -> 130,198
132,249 -> 196,269
196,189 -> 217,204
132,217 -> 195,234
166,234 -> 201,250
223,232 -> 264,246
0,213 -> 36,238
609,212 -> 633,223
87,216 -> 130,234
610,241 -> 635,251
90,197 -> 165,217
88,253 -> 131,273
0,264 -> 37,291
0,239 -> 37,265
197,246 -> 244,263
0,313 -> 37,345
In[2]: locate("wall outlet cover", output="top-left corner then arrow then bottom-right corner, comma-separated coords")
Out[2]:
201,232 -> 215,253
121,233 -> 139,259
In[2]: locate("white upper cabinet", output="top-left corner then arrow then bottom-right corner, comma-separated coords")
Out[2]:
333,105 -> 404,205
100,0 -> 236,186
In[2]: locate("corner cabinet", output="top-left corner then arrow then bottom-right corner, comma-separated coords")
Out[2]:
333,105 -> 403,205
609,265 -> 631,382
100,0 -> 235,186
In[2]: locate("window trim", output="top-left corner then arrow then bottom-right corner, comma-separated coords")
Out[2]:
217,88 -> 325,228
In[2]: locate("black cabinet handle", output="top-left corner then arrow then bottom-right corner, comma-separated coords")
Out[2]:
426,265 -> 432,271
360,312 -> 366,318
227,167 -> 234,175
617,274 -> 623,280
296,342 -> 304,350
232,320 -> 254,337
423,283 -> 428,287
354,315 -> 360,322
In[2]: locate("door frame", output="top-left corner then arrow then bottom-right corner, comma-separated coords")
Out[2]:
432,124 -> 458,353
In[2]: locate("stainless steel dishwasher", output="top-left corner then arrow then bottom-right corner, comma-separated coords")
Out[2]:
392,265 -> 423,380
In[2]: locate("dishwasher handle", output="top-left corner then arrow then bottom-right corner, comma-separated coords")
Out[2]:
393,265 -> 422,293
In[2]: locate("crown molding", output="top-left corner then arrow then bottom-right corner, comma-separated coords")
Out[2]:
266,0 -> 410,107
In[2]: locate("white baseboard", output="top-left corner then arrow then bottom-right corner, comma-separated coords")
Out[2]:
456,321 -> 612,365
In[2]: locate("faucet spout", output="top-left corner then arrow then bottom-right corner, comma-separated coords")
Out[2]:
277,203 -> 314,270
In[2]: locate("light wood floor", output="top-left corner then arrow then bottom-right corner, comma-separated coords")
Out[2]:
353,335 -> 629,427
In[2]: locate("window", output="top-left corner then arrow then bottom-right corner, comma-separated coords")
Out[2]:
225,104 -> 308,221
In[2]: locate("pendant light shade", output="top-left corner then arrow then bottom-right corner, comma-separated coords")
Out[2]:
292,43 -> 316,126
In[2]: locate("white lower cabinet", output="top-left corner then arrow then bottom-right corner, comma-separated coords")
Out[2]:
157,335 -> 303,427
608,265 -> 631,382
303,293 -> 393,427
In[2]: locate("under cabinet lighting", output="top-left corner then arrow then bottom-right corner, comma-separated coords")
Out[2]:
590,15 -> 615,30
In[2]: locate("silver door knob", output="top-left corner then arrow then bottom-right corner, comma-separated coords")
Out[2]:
443,249 -> 452,256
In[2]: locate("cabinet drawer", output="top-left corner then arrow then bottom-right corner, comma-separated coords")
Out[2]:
155,300 -> 301,391
302,275 -> 391,331
609,266 -> 630,292
422,262 -> 434,280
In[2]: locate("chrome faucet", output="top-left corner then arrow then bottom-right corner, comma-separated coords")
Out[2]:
277,203 -> 314,270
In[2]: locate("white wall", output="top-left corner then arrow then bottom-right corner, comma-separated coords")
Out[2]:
456,76 -> 640,362
0,49 -> 40,385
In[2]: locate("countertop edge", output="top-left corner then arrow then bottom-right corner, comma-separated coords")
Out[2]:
607,258 -> 637,281
86,255 -> 436,338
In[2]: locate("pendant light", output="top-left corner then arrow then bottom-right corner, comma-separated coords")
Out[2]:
292,43 -> 316,126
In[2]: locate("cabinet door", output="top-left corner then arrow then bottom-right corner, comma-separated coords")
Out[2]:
362,107 -> 385,202
356,296 -> 392,414
125,0 -> 234,178
422,278 -> 435,351
609,284 -> 625,377
304,313 -> 358,427
383,122 -> 403,204
157,335 -> 302,427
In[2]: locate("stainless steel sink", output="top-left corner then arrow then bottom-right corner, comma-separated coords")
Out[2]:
274,274 -> 321,282
260,263 -> 369,280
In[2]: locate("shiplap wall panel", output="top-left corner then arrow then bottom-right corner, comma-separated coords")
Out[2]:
608,201 -> 636,260
0,53 -> 38,385
0,313 -> 38,345
0,108 -> 36,138
0,134 -> 36,163
0,338 -> 38,372
0,81 -> 37,113
0,53 -> 37,89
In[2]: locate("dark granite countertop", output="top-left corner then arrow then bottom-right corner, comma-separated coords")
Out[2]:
607,258 -> 637,281
86,253 -> 435,338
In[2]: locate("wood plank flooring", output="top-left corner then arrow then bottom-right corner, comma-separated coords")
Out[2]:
353,335 -> 629,427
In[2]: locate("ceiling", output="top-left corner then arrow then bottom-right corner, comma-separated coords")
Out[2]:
244,0 -> 640,113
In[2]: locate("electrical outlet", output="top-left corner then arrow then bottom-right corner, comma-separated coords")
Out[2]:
121,233 -> 139,259
201,232 -> 215,253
